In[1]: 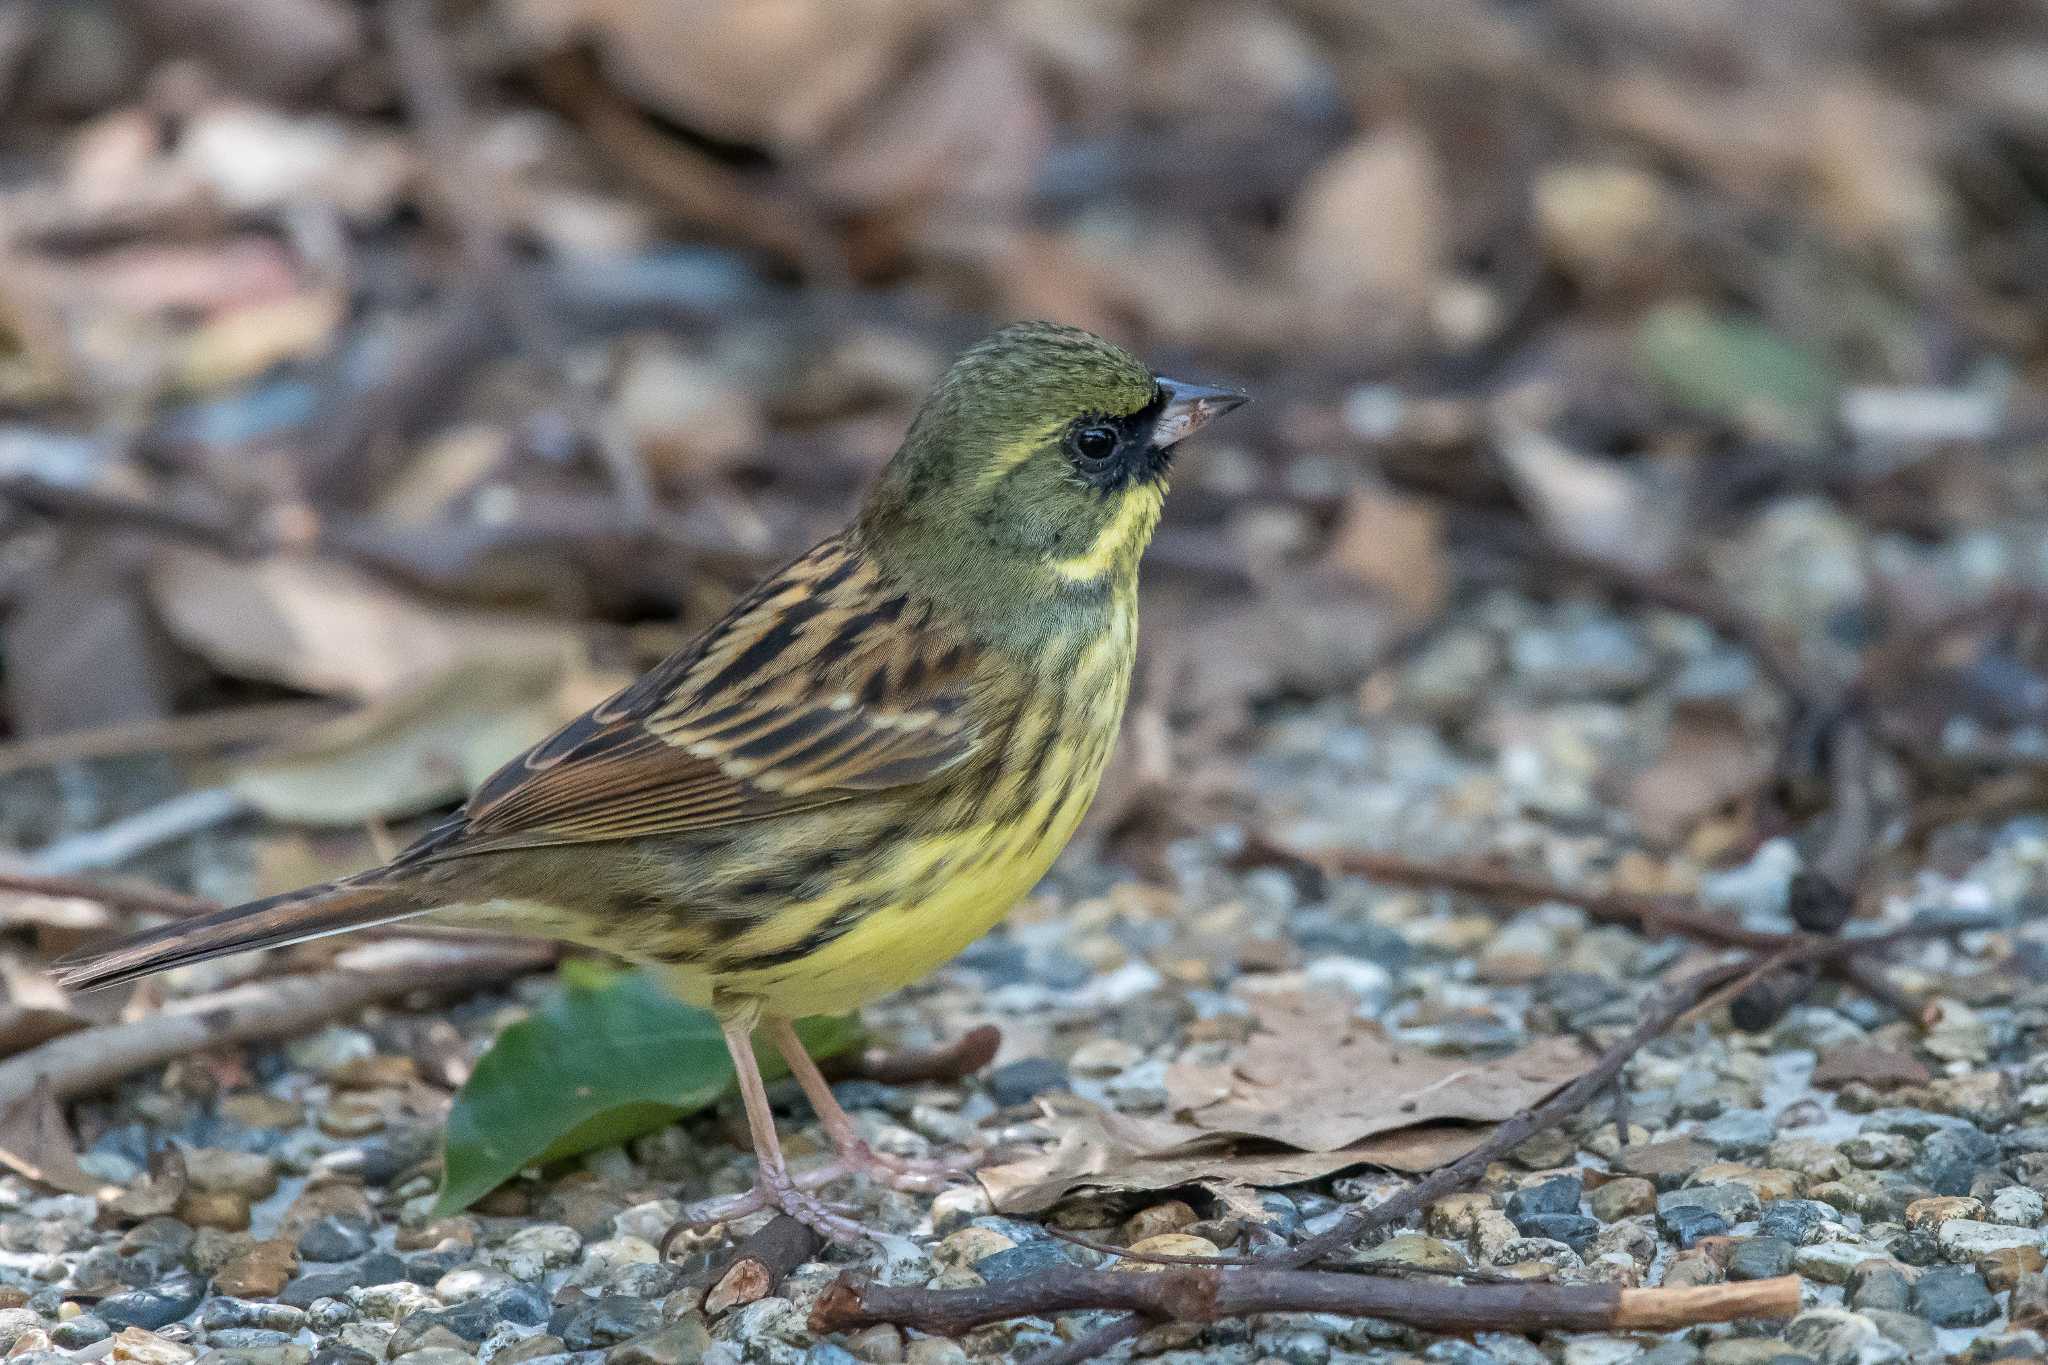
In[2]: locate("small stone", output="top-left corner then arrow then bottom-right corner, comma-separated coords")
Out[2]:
1590,1178 -> 1655,1222
1517,1213 -> 1599,1250
1508,1129 -> 1577,1170
287,1025 -> 375,1076
1913,1124 -> 1999,1196
1699,1110 -> 1775,1159
318,1094 -> 388,1138
1506,1175 -> 1583,1222
2014,1271 -> 2048,1330
490,1225 -> 583,1279
388,1350 -> 473,1365
569,1236 -> 661,1290
51,1313 -> 110,1348
1700,1342 -> 1805,1365
345,1281 -> 439,1321
1614,1138 -> 1712,1188
903,1341 -> 967,1365
931,1226 -> 1014,1272
1766,1138 -> 1851,1184
1991,1185 -> 2047,1226
1861,1308 -> 1937,1356
1980,1244 -> 2047,1293
433,1267 -> 515,1304
214,1238 -> 298,1298
1840,1133 -> 1916,1169
1906,1195 -> 1985,1229
550,1295 -> 661,1350
220,1094 -> 305,1129
182,1149 -> 280,1199
984,1058 -> 1069,1107
1250,1326 -> 1331,1365
298,1215 -> 375,1263
1757,1199 -> 1832,1245
971,1241 -> 1074,1283
926,1185 -> 992,1236
1791,1241 -> 1888,1284
490,1337 -> 566,1365
1562,1339 -> 1644,1365
1726,1237 -> 1793,1281
98,1272 -> 206,1330
204,1299 -> 309,1332
1656,1205 -> 1730,1249
109,1327 -> 196,1365
1936,1218 -> 2045,1260
331,1055 -> 418,1089
398,1218 -> 483,1253
1359,1234 -> 1470,1272
1120,1201 -> 1197,1242
1811,1171 -> 1929,1222
1115,1234 -> 1218,1272
176,1190 -> 252,1231
604,1317 -> 711,1365
1848,1262 -> 1912,1313
1068,1039 -> 1140,1076
1913,1265 -> 1998,1326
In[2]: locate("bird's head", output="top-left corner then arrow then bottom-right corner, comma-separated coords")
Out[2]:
861,321 -> 1244,622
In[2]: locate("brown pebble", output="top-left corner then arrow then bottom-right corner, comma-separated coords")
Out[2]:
843,1324 -> 904,1364
1120,1200 -> 1198,1243
0,1287 -> 26,1309
396,1217 -> 480,1252
493,1336 -> 568,1365
2013,1271 -> 2047,1330
218,1093 -> 305,1129
330,1055 -> 419,1089
1905,1195 -> 1985,1229
1661,1249 -> 1723,1287
1115,1233 -> 1218,1273
703,1258 -> 773,1315
176,1191 -> 252,1232
1589,1176 -> 1656,1221
1979,1245 -> 2047,1294
473,1186 -> 531,1217
317,1092 -> 388,1137
281,1184 -> 376,1237
213,1239 -> 298,1298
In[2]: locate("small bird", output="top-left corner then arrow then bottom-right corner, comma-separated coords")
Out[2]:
53,322 -> 1245,1239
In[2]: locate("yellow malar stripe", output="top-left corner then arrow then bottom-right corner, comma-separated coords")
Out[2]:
1050,488 -> 1162,582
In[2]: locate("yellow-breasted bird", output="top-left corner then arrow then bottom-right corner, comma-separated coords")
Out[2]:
52,321 -> 1245,1240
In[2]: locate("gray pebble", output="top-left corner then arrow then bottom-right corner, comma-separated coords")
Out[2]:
1912,1266 -> 1998,1326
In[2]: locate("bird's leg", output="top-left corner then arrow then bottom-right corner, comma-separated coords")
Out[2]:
701,1014 -> 876,1244
765,1017 -> 979,1190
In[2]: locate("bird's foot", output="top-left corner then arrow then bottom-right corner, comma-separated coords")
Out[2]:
672,1159 -> 877,1246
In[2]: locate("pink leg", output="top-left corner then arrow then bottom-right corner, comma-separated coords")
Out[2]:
765,1017 -> 979,1191
698,1015 -> 879,1244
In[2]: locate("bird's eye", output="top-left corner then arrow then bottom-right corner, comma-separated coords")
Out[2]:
1069,424 -> 1118,464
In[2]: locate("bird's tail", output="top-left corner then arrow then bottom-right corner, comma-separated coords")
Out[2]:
49,876 -> 432,993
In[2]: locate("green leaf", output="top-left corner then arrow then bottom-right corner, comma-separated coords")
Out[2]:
1634,302 -> 1840,446
434,966 -> 863,1215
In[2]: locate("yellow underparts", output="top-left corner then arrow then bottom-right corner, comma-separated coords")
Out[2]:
1050,485 -> 1163,583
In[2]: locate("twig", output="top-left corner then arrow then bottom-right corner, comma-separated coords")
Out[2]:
700,1215 -> 822,1314
29,789 -> 250,874
845,1025 -> 1002,1085
0,871 -> 219,920
0,701 -> 338,778
811,1265 -> 1800,1338
9,940 -> 553,1106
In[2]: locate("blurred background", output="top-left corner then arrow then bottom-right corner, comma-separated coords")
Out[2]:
1,0 -> 2046,911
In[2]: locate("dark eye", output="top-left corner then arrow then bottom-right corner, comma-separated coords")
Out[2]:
1069,424 -> 1118,464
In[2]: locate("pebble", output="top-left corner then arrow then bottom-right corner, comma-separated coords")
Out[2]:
298,1216 -> 376,1263
1792,1241 -> 1889,1284
1936,1218 -> 2045,1260
215,1239 -> 298,1298
1699,1110 -> 1775,1159
203,1300 -> 308,1333
604,1319 -> 712,1365
550,1296 -> 662,1350
1120,1202 -> 1197,1241
51,1313 -> 110,1348
1590,1178 -> 1655,1222
1848,1263 -> 1912,1313
183,1150 -> 281,1199
1725,1237 -> 1793,1280
1913,1265 -> 1999,1325
1506,1175 -> 1583,1221
345,1282 -> 439,1322
110,1327 -> 197,1365
1991,1185 -> 2047,1225
176,1190 -> 252,1232
490,1226 -> 584,1279
971,1241 -> 1074,1283
99,1272 -> 207,1329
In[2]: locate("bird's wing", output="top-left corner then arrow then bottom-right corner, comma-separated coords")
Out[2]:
401,536 -> 981,862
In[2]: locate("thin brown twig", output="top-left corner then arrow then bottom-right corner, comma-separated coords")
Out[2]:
0,871 -> 221,921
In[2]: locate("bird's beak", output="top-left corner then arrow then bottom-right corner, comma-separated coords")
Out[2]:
1151,377 -> 1248,448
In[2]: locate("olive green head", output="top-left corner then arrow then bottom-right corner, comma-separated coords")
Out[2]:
860,321 -> 1244,615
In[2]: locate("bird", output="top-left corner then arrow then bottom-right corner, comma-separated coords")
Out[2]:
51,321 -> 1246,1240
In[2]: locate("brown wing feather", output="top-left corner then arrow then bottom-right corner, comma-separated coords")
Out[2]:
401,536 -> 980,861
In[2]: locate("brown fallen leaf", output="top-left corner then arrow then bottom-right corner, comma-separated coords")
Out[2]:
148,548 -> 585,703
979,994 -> 1590,1214
1168,993 -> 1589,1153
1289,121 -> 1445,354
1811,1043 -> 1932,1090
1320,489 -> 1449,624
977,1099 -> 1488,1215
1626,699 -> 1773,847
104,1146 -> 189,1223
0,1074 -> 102,1195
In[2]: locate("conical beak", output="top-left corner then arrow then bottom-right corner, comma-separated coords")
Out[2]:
1152,377 -> 1248,448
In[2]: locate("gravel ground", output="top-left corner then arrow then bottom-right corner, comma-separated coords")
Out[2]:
10,580 -> 2048,1365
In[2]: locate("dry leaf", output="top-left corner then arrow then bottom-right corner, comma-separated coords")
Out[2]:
1169,993 -> 1588,1152
0,1075 -> 102,1195
977,1100 -> 1487,1215
1627,699 -> 1772,846
104,1146 -> 188,1221
149,548 -> 583,702
1320,490 -> 1448,624
1289,123 -> 1445,353
1495,418 -> 1687,577
224,653 -> 624,826
979,994 -> 1589,1213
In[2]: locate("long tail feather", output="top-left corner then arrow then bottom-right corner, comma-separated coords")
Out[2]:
49,879 -> 429,993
